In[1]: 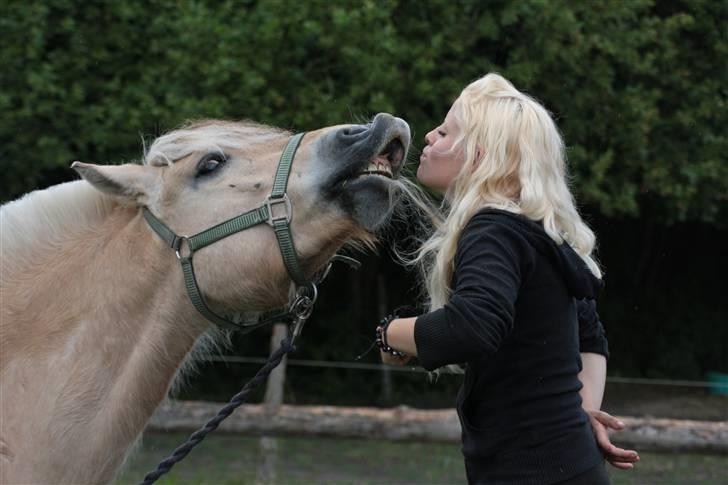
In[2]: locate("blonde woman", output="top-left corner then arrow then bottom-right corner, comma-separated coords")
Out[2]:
378,74 -> 639,484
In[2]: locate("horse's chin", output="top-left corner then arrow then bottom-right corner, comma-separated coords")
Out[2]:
344,175 -> 396,231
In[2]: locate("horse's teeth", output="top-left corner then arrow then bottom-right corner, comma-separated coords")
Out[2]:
359,161 -> 393,177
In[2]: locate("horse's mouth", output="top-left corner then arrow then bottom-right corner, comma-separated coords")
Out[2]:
319,113 -> 409,231
354,137 -> 405,180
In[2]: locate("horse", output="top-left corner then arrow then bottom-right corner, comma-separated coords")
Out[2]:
0,113 -> 410,484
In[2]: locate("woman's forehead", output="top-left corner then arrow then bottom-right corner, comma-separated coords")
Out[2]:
444,104 -> 461,129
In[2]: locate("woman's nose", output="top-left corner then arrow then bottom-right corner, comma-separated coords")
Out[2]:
424,130 -> 433,146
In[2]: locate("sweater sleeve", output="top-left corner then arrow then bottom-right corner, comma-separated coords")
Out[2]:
414,217 -> 531,371
577,299 -> 609,358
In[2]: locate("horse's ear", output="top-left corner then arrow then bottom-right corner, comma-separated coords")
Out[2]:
71,161 -> 158,203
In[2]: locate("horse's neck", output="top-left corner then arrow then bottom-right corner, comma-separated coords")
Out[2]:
1,193 -> 207,483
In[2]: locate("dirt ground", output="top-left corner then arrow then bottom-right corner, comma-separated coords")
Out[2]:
118,432 -> 728,484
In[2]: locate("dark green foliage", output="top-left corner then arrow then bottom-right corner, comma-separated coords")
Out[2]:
2,0 -> 726,220
1,0 -> 726,397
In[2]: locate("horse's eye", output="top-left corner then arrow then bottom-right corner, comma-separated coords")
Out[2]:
196,153 -> 227,177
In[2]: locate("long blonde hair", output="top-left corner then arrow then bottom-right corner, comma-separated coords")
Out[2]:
413,73 -> 601,310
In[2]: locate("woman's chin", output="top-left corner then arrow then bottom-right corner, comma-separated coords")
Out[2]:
415,167 -> 429,186
415,172 -> 443,194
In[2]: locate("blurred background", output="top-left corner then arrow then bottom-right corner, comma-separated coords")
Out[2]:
2,0 -> 726,483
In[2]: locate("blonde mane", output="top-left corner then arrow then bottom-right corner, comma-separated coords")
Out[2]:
1,181 -> 118,274
143,120 -> 290,166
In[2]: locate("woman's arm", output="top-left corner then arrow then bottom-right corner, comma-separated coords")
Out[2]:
579,352 -> 640,469
379,317 -> 417,365
579,352 -> 607,410
384,317 -> 418,355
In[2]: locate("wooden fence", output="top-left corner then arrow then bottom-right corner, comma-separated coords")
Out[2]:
149,323 -> 728,461
149,400 -> 728,454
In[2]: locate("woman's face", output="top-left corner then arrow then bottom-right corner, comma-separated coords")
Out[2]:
417,104 -> 466,194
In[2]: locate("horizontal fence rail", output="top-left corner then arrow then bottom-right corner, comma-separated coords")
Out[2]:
149,401 -> 728,453
200,356 -> 728,389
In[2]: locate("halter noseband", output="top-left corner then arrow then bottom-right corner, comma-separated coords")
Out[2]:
142,133 -> 350,337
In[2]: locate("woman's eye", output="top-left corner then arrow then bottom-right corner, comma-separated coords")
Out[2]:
196,153 -> 227,176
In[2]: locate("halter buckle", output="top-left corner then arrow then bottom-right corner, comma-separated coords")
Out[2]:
265,194 -> 292,226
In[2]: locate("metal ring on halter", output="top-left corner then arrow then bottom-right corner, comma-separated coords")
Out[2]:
298,283 -> 318,304
291,284 -> 317,320
174,236 -> 192,260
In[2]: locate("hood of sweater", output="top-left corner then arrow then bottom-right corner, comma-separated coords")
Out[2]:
475,209 -> 602,300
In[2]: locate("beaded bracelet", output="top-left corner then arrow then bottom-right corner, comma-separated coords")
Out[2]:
376,313 -> 408,358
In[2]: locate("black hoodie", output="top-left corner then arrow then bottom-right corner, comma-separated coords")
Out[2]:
414,209 -> 608,484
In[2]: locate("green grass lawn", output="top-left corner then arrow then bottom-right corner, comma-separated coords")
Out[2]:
117,432 -> 727,485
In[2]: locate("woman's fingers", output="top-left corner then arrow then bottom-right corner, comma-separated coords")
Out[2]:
607,459 -> 634,470
592,420 -> 615,454
589,413 -> 640,469
606,449 -> 640,468
593,410 -> 625,430
608,445 -> 640,462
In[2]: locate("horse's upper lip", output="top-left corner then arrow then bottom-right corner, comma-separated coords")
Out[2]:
321,114 -> 410,190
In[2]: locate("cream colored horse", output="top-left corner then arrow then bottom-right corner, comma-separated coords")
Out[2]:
0,114 -> 409,484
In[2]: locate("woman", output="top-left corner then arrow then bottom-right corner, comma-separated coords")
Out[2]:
378,74 -> 639,484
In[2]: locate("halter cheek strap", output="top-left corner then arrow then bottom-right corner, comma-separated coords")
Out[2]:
267,132 -> 307,286
142,133 -> 328,332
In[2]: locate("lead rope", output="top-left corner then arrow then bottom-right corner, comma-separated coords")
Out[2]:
139,337 -> 295,485
137,256 -> 359,484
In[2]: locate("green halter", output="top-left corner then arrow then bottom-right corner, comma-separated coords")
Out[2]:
142,133 -> 328,333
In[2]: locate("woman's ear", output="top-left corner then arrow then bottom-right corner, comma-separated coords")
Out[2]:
71,161 -> 160,205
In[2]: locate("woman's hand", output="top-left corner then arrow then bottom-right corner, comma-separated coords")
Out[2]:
379,350 -> 412,366
578,354 -> 637,468
585,409 -> 640,469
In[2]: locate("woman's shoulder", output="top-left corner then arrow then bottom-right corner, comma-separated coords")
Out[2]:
455,207 -> 556,270
460,208 -> 544,245
465,207 -> 542,232
456,208 -> 538,261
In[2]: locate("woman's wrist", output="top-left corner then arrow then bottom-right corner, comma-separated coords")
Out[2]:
376,315 -> 407,357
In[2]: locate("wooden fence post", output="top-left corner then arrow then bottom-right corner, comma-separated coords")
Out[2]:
256,323 -> 288,484
377,273 -> 392,404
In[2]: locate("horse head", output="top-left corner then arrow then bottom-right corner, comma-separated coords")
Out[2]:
71,113 -> 410,312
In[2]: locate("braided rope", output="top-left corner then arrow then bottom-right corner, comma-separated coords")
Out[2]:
139,338 -> 296,485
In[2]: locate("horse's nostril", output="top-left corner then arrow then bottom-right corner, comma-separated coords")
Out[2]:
339,125 -> 368,139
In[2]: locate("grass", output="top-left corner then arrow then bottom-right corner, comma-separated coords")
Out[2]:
117,432 -> 728,485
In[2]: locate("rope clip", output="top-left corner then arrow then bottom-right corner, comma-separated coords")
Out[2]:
289,284 -> 317,343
